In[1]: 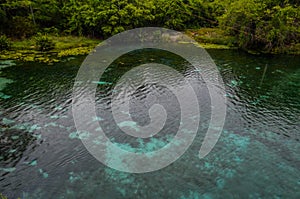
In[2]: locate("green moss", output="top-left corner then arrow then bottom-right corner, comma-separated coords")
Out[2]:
57,47 -> 93,57
284,43 -> 300,55
11,38 -> 35,50
54,36 -> 99,50
195,43 -> 233,49
186,28 -> 237,49
0,36 -> 100,64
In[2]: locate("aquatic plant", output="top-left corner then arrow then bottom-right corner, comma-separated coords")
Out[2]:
0,193 -> 8,199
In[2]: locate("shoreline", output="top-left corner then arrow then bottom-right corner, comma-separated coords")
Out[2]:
1,29 -> 299,64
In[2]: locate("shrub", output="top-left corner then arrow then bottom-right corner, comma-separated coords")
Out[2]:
0,35 -> 10,51
11,16 -> 37,39
35,34 -> 55,51
41,27 -> 59,36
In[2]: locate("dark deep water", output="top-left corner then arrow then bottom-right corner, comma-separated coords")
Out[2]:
0,49 -> 299,198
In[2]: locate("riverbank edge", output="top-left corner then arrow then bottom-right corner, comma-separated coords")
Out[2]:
0,36 -> 100,64
186,28 -> 300,55
1,28 -> 299,64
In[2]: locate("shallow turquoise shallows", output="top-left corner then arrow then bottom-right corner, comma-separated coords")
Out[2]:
0,49 -> 299,199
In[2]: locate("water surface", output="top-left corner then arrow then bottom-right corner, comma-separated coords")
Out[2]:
0,50 -> 299,198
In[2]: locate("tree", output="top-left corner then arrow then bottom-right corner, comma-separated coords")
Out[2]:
218,0 -> 300,52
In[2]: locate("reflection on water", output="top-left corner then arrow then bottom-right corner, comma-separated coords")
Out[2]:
0,50 -> 299,198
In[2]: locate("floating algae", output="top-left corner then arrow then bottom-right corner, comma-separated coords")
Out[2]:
29,160 -> 37,166
68,131 -> 78,139
118,121 -> 140,132
227,79 -> 240,87
69,131 -> 90,140
44,122 -> 58,127
104,168 -> 135,184
112,135 -> 172,154
11,123 -> 41,133
68,172 -> 83,183
2,118 -> 14,125
9,149 -> 17,153
38,169 -> 49,178
29,124 -> 41,133
54,105 -> 63,111
0,167 -> 16,172
50,115 -> 68,119
194,130 -> 249,192
32,134 -> 42,140
11,135 -> 19,140
92,116 -> 103,121
91,81 -> 112,85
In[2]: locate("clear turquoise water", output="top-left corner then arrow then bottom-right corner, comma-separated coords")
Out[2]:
0,50 -> 299,198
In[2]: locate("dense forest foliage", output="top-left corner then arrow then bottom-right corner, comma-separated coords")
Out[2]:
0,0 -> 299,53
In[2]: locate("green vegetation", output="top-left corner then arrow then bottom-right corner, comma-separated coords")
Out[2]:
217,0 -> 300,54
0,193 -> 20,199
0,0 -> 299,62
0,193 -> 8,199
0,36 -> 99,63
0,35 -> 11,51
186,28 -> 237,49
34,34 -> 55,52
